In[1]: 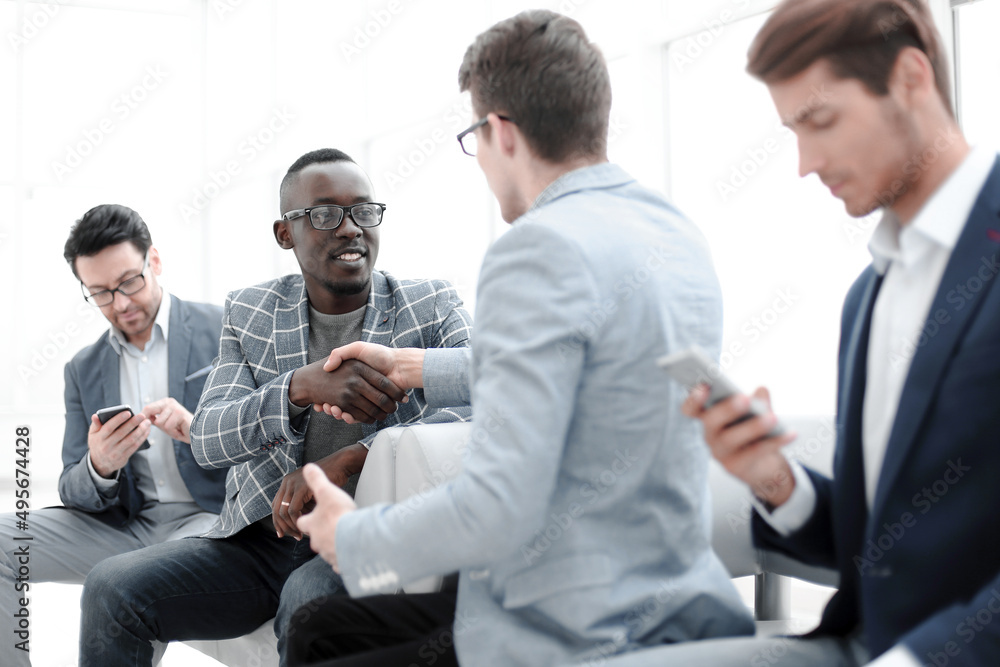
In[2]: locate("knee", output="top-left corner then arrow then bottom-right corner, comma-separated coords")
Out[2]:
0,550 -> 17,582
79,555 -> 150,657
278,560 -> 346,621
276,560 -> 346,643
81,559 -> 120,627
0,516 -> 21,578
81,553 -> 143,615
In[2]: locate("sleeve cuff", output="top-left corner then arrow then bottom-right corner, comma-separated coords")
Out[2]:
288,399 -> 309,418
866,644 -> 921,667
751,459 -> 816,536
422,348 -> 472,408
86,452 -> 120,497
337,507 -> 402,597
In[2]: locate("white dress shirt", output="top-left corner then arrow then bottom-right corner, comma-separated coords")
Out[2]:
87,291 -> 198,505
755,147 -> 997,666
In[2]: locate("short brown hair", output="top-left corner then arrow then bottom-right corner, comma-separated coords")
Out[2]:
458,9 -> 612,163
747,0 -> 953,116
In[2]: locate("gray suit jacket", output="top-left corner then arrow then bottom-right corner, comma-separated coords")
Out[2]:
58,295 -> 228,527
190,270 -> 473,539
336,164 -> 755,665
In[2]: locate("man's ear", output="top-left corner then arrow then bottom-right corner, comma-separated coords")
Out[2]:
487,112 -> 518,157
148,246 -> 163,276
274,220 -> 294,249
890,46 -> 936,109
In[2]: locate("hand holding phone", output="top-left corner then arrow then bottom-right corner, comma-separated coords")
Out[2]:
657,346 -> 785,438
661,346 -> 798,508
95,404 -> 151,450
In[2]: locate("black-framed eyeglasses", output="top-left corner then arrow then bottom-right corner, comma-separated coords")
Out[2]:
457,115 -> 514,157
81,253 -> 150,307
281,202 -> 387,230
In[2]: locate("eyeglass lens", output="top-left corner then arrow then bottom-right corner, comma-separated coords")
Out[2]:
310,204 -> 382,229
87,274 -> 145,306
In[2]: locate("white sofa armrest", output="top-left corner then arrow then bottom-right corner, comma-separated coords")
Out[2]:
383,423 -> 471,593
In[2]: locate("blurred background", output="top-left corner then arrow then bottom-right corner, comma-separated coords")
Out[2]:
1,0 -> 998,664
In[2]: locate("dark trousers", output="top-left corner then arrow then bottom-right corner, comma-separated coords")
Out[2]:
286,589 -> 459,667
79,522 -> 312,666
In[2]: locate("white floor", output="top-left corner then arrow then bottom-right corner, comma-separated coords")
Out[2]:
30,583 -> 225,667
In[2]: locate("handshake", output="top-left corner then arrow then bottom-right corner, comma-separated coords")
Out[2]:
273,342 -> 428,540
287,342 -> 426,424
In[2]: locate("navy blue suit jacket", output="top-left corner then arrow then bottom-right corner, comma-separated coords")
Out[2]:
754,157 -> 1000,664
57,295 -> 228,527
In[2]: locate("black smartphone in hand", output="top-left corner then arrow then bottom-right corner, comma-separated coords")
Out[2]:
95,404 -> 151,450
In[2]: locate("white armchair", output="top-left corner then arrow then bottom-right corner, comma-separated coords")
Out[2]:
185,417 -> 839,664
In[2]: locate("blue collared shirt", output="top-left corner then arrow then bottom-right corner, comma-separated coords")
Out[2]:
88,292 -> 197,505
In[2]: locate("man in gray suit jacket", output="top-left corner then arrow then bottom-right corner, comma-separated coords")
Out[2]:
291,11 -> 755,666
0,204 -> 227,666
79,149 -> 474,667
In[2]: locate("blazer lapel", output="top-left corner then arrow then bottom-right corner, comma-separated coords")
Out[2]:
271,272 -> 393,376
359,272 -> 394,439
835,270 -> 882,520
166,295 -> 190,407
872,159 -> 1000,519
273,278 -> 310,376
101,333 -> 122,410
361,271 -> 396,346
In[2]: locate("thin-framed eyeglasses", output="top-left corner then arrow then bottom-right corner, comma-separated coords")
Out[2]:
81,253 -> 150,307
281,202 -> 387,230
456,115 -> 514,157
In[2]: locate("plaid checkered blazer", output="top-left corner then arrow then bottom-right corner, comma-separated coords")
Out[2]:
190,270 -> 472,538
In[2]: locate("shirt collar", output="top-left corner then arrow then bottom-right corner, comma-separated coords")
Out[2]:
526,162 -> 634,214
108,290 -> 171,355
869,147 -> 996,274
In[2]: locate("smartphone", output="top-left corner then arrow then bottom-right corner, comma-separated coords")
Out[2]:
657,346 -> 785,438
95,404 -> 151,450
96,404 -> 133,424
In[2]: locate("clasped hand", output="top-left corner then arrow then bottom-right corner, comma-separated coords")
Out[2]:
290,358 -> 407,424
315,342 -> 418,423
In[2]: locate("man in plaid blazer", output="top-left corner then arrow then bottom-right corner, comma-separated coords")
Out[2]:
193,269 -> 471,539
78,148 -> 472,667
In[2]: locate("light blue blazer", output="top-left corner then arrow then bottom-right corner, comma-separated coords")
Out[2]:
336,163 -> 754,665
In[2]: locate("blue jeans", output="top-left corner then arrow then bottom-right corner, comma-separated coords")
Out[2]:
274,549 -> 348,666
79,522 -> 313,667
